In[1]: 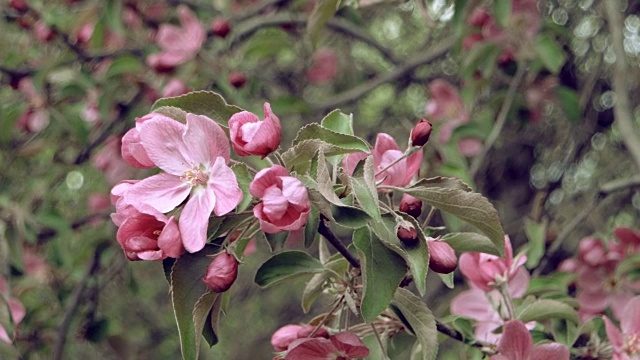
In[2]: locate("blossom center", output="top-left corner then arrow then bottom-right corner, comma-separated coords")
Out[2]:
625,334 -> 640,356
182,166 -> 209,187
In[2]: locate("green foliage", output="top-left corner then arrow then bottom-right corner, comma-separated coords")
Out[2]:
518,299 -> 579,324
151,91 -> 244,127
391,289 -> 439,360
254,251 -> 325,287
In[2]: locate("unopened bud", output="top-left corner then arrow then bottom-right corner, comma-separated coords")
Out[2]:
427,240 -> 457,274
211,17 -> 231,38
410,119 -> 432,147
399,194 -> 422,218
228,72 -> 246,88
202,252 -> 238,292
10,0 -> 29,13
397,222 -> 419,246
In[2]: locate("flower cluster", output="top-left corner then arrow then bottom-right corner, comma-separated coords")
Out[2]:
559,227 -> 640,320
270,324 -> 369,360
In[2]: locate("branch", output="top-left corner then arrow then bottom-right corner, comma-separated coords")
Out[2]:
469,64 -> 526,178
229,13 -> 400,65
435,320 -> 485,349
603,1 -> 640,172
317,215 -> 360,268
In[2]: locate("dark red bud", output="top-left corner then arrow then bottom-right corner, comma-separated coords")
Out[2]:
427,240 -> 457,274
202,252 -> 238,292
211,17 -> 231,38
410,119 -> 432,147
399,194 -> 422,218
468,8 -> 490,28
228,72 -> 246,88
397,224 -> 419,246
10,0 -> 29,13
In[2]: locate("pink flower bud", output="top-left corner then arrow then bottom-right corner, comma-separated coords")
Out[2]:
203,252 -> 239,292
270,324 -> 329,352
10,0 -> 28,13
399,194 -> 422,218
228,72 -> 247,88
427,240 -> 457,274
410,119 -> 432,147
229,102 -> 281,158
162,78 -> 189,98
33,20 -> 55,42
397,222 -> 419,246
211,17 -> 231,38
468,8 -> 490,27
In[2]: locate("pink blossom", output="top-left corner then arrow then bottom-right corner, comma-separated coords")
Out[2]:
123,114 -> 242,253
271,324 -> 329,352
16,108 -> 49,133
87,192 -> 111,226
457,138 -> 483,157
399,193 -> 422,218
33,20 -> 55,42
250,165 -> 310,234
73,22 -> 95,44
603,296 -> 640,360
425,80 -> 469,143
162,78 -> 189,98
93,136 -> 135,185
202,252 -> 238,292
0,276 -> 26,344
306,48 -> 338,85
459,235 -> 528,292
110,180 -> 140,227
121,113 -> 165,169
490,320 -> 569,360
146,5 -> 205,71
284,332 -> 369,360
229,103 -> 281,158
116,205 -> 183,261
427,239 -> 457,274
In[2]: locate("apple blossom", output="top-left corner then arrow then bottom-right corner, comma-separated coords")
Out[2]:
603,296 -> 640,360
121,113 -> 173,169
249,165 -> 310,234
490,320 -> 569,360
162,78 -> 189,98
283,332 -> 369,360
123,113 -> 242,253
211,17 -> 231,38
229,102 -> 281,158
271,324 -> 329,352
425,79 -> 469,143
306,48 -> 338,85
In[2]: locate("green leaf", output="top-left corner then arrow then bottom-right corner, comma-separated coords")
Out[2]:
554,86 -> 581,123
452,0 -> 469,36
302,254 -> 349,313
283,139 -> 366,174
105,55 -> 143,78
293,123 -> 370,153
263,231 -> 288,252
524,219 -> 547,269
304,207 -> 321,248
254,251 -> 324,287
231,163 -> 253,212
193,291 -> 220,350
441,232 -> 500,256
493,0 -> 511,27
518,299 -> 579,324
391,288 -> 439,360
331,204 -> 371,229
321,110 -> 354,135
534,34 -> 566,74
387,186 -> 504,256
350,156 -> 381,220
151,91 -> 243,128
369,214 -> 430,296
208,213 -> 253,241
171,245 -> 221,360
316,151 -> 343,206
202,293 -> 224,347
353,227 -> 407,321
462,42 -> 502,79
306,0 -> 341,47
438,272 -> 455,289
408,177 -> 473,192
154,106 -> 188,123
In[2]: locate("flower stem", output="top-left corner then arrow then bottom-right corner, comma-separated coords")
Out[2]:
497,282 -> 516,320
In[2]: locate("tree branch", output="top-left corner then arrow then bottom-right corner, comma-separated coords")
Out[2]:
317,215 -> 360,269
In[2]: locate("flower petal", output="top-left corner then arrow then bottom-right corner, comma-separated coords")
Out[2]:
621,296 -> 640,336
140,116 -> 191,175
285,338 -> 337,360
530,343 -> 570,360
208,157 -> 242,216
180,187 -> 215,253
249,165 -> 288,198
125,173 -> 190,213
496,320 -> 533,360
281,177 -> 309,208
603,315 -> 624,350
372,133 -> 400,160
184,113 -> 230,167
262,186 -> 289,221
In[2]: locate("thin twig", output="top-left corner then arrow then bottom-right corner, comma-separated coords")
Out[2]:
469,65 -> 526,178
318,216 -> 360,269
435,320 -> 485,349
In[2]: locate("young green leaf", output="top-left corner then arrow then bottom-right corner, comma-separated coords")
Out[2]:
306,0 -> 341,47
350,156 -> 381,220
441,232 -> 500,256
254,251 -> 324,287
321,110 -> 354,135
535,34 -> 566,74
518,299 -> 579,324
293,123 -> 369,153
493,0 -> 511,27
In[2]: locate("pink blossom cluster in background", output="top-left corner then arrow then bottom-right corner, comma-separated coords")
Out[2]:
559,227 -> 640,320
0,276 -> 26,344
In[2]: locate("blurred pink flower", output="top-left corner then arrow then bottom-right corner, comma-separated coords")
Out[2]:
603,296 -> 640,360
271,324 -> 329,352
116,205 -> 183,261
425,80 -> 469,143
229,102 -> 282,158
490,320 -> 569,360
284,332 -> 369,360
16,108 -> 49,133
93,136 -> 135,185
0,276 -> 26,344
250,165 -> 310,234
457,138 -> 483,157
162,78 -> 189,98
33,20 -> 55,42
123,113 -> 242,253
479,0 -> 540,60
459,235 -> 528,292
306,48 -> 338,85
88,192 -> 111,226
146,5 -> 205,71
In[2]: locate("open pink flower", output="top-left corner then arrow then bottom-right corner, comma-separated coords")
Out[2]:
425,80 -> 469,143
0,276 -> 26,344
116,205 -> 183,261
123,113 -> 242,253
603,296 -> 640,360
229,102 -> 281,157
284,332 -> 369,360
459,235 -> 528,292
250,165 -> 310,234
306,48 -> 338,85
271,324 -> 329,352
490,320 -> 569,360
146,5 -> 205,71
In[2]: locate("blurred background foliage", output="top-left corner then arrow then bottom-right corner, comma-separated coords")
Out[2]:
1,0 -> 640,358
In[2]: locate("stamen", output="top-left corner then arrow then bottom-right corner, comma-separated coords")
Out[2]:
624,333 -> 640,355
181,165 -> 209,186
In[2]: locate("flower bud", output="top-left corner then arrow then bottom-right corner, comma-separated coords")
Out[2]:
468,8 -> 490,27
410,119 -> 432,147
228,72 -> 247,88
211,17 -> 231,38
399,194 -> 422,218
10,0 -> 29,13
427,240 -> 457,274
397,222 -> 419,246
202,252 -> 238,292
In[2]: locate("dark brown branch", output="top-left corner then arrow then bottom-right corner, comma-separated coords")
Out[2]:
317,215 -> 360,269
435,320 -> 485,349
